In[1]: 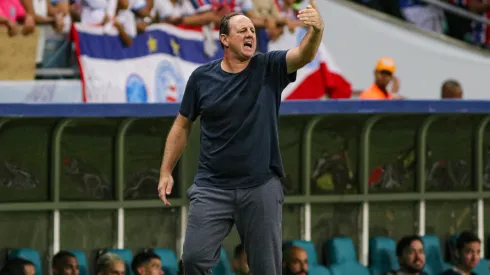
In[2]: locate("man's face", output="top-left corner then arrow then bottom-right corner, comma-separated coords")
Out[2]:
222,15 -> 256,60
24,264 -> 36,275
141,259 -> 163,275
106,261 -> 125,275
54,256 -> 79,275
374,70 -> 393,88
232,252 -> 249,275
400,240 -> 425,273
284,249 -> 308,275
459,241 -> 480,270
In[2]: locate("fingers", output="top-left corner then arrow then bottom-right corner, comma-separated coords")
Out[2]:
158,177 -> 174,206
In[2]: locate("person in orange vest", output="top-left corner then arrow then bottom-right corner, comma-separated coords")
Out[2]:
360,57 -> 401,99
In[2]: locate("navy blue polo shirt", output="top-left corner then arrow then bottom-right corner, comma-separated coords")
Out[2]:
179,50 -> 297,189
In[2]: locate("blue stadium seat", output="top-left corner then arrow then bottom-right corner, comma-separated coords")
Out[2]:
284,240 -> 318,266
324,237 -> 357,265
472,259 -> 490,275
368,237 -> 399,275
211,248 -> 232,275
67,250 -> 88,275
324,237 -> 370,275
8,248 -> 42,275
104,249 -> 134,275
421,235 -> 451,275
152,249 -> 178,275
309,264 -> 332,275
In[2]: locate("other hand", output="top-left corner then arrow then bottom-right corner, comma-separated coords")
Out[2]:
297,0 -> 324,32
158,171 -> 174,206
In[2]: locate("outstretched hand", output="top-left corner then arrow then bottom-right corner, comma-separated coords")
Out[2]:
297,0 -> 324,32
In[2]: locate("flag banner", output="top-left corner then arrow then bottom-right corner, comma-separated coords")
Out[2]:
73,23 -> 351,103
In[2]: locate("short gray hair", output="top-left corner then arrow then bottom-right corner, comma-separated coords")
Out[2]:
96,253 -> 124,274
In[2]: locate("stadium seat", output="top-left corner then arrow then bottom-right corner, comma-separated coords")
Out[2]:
324,237 -> 370,275
103,249 -> 134,275
324,237 -> 357,265
421,235 -> 451,275
368,237 -> 399,275
284,240 -> 318,266
473,259 -> 490,275
8,248 -> 42,275
211,248 -> 232,275
309,264 -> 332,275
152,248 -> 178,275
68,250 -> 88,275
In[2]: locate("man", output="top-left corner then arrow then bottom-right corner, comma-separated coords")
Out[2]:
232,244 -> 249,275
131,251 -> 163,275
283,246 -> 308,275
441,79 -> 463,99
96,253 -> 125,275
157,1 -> 324,274
441,231 -> 481,275
383,235 -> 428,275
52,251 -> 79,275
0,258 -> 35,275
360,57 -> 400,99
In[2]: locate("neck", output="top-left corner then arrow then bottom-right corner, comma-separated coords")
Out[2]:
221,52 -> 250,73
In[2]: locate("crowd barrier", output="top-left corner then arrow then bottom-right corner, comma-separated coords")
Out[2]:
0,100 -> 490,266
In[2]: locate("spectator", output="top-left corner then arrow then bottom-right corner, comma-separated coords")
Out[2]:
252,0 -> 286,41
441,79 -> 463,99
282,246 -> 308,275
0,259 -> 35,275
131,250 -> 163,275
52,251 -> 79,275
445,0 -> 472,42
441,231 -> 481,275
232,244 -> 250,275
383,235 -> 427,275
275,0 -> 305,32
360,57 -> 400,99
152,0 -> 220,26
355,0 -> 404,20
466,0 -> 490,49
96,253 -> 125,275
399,0 -> 445,34
0,0 -> 33,37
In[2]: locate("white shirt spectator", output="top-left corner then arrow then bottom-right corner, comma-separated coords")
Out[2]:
153,0 -> 194,20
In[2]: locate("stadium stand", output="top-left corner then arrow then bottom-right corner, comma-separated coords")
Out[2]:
67,250 -> 89,275
368,237 -> 399,275
421,235 -> 452,275
324,237 -> 370,275
7,249 -> 42,275
152,249 -> 178,275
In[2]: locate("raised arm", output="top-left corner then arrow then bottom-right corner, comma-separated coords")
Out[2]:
285,0 -> 324,74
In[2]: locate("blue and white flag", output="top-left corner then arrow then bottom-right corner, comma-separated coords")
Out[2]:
74,23 -> 225,103
73,22 -> 351,102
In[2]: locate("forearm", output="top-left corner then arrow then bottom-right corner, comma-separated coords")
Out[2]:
298,27 -> 323,63
160,124 -> 190,173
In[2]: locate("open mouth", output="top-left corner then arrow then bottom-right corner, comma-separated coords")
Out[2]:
244,42 -> 252,49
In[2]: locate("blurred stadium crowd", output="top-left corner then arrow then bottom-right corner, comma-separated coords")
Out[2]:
0,231 -> 489,275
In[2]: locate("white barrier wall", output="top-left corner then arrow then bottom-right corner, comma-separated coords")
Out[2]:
0,81 -> 82,103
318,0 -> 490,99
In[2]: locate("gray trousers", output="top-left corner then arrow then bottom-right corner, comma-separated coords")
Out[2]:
182,177 -> 284,275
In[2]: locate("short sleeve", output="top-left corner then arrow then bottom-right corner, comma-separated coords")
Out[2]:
156,0 -> 174,19
266,50 -> 297,92
130,0 -> 146,11
240,0 -> 254,13
179,70 -> 200,121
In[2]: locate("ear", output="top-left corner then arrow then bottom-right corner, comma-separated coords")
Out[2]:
137,266 -> 146,275
220,34 -> 229,48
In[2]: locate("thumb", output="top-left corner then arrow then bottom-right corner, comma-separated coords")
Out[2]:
310,0 -> 317,9
166,179 -> 173,194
